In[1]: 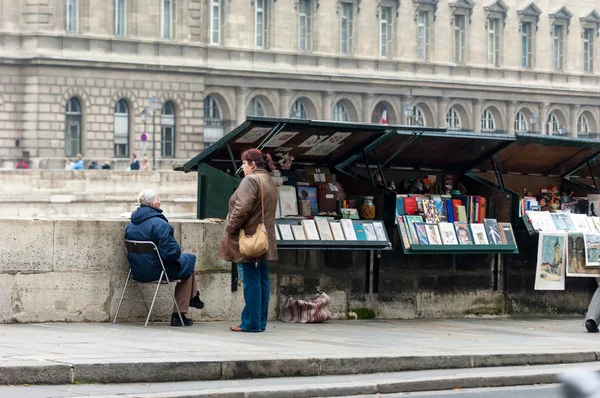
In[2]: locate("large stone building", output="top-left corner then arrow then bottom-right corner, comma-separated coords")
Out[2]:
1,0 -> 600,169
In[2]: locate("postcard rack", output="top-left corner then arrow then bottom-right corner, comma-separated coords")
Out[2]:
275,218 -> 393,251
397,225 -> 519,255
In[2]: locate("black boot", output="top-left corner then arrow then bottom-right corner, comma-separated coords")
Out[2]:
585,319 -> 599,333
190,291 -> 205,309
171,312 -> 193,326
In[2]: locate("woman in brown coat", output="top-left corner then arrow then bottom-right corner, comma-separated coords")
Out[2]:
218,148 -> 278,332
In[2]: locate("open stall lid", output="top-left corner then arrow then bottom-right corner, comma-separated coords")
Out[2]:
335,129 -> 514,187
184,117 -> 397,174
474,133 -> 600,193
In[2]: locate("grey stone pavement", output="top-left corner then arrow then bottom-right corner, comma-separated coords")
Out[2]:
2,317 -> 600,387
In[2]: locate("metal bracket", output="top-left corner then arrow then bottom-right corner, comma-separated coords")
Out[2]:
490,154 -> 506,192
562,150 -> 600,193
226,143 -> 240,179
336,129 -> 423,190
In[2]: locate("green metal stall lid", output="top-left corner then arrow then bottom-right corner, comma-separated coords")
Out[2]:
335,129 -> 513,174
488,133 -> 600,177
183,117 -> 441,173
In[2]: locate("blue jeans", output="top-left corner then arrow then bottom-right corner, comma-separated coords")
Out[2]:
237,260 -> 270,332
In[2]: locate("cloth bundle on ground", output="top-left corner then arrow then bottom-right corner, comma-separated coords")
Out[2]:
280,292 -> 331,323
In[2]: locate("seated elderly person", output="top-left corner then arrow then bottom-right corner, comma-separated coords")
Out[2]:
125,189 -> 204,326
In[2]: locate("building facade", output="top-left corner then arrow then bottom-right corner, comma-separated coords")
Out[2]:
1,0 -> 600,168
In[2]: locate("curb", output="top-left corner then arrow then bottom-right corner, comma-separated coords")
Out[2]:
65,370 -> 567,398
1,351 -> 596,385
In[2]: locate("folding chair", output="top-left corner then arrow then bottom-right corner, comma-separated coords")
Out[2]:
113,240 -> 185,328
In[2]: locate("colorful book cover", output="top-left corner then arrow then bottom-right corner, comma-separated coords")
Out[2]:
404,197 -> 418,215
424,224 -> 442,245
434,198 -> 446,217
353,223 -> 368,241
445,199 -> 455,223
499,222 -> 516,245
363,223 -> 378,241
424,200 -> 440,224
483,218 -> 503,245
438,222 -> 458,245
405,215 -> 424,245
470,223 -> 489,245
395,195 -> 406,220
297,186 -> 318,216
413,222 -> 430,245
454,221 -> 474,245
398,221 -> 412,249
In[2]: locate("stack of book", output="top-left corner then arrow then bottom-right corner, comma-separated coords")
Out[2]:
276,218 -> 388,242
397,215 -> 515,250
520,196 -> 540,216
526,211 -> 600,233
396,194 -> 490,225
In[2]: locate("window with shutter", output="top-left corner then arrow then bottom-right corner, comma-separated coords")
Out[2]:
340,3 -> 354,55
417,11 -> 430,61
298,0 -> 312,51
115,0 -> 126,36
66,0 -> 78,33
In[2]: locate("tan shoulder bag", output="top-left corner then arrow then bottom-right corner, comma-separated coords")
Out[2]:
238,175 -> 269,258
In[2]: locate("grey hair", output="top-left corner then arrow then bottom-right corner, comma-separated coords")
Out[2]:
135,189 -> 159,209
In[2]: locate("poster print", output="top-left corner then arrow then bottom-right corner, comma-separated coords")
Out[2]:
567,233 -> 600,277
264,132 -> 299,147
234,127 -> 271,144
534,232 -> 567,291
303,143 -> 341,156
298,135 -> 328,147
584,233 -> 600,266
324,132 -> 351,145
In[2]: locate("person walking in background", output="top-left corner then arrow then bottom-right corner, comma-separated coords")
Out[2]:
16,159 -> 29,169
65,158 -> 74,170
140,156 -> 152,171
584,284 -> 600,333
125,189 -> 204,326
101,161 -> 112,170
130,154 -> 140,170
72,154 -> 84,170
218,149 -> 278,333
88,161 -> 99,170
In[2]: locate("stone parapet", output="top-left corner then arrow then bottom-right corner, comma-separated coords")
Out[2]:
0,170 -> 197,218
0,215 -> 593,324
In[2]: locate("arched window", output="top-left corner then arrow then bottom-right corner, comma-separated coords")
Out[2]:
290,99 -> 308,119
114,99 -> 129,157
247,97 -> 266,117
548,112 -> 560,135
514,111 -> 528,133
204,95 -> 224,148
481,109 -> 496,133
578,114 -> 590,136
333,101 -> 349,122
446,107 -> 461,131
161,101 -> 176,157
65,98 -> 82,157
414,106 -> 426,126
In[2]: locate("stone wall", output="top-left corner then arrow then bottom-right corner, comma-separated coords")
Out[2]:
0,170 -> 197,218
0,217 -> 594,324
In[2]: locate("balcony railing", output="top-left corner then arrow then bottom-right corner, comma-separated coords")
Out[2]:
578,132 -> 600,140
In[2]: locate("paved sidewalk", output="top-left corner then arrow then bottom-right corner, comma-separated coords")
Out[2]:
1,318 -> 600,385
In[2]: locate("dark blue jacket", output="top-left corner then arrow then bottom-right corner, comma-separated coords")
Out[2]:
125,205 -> 182,282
